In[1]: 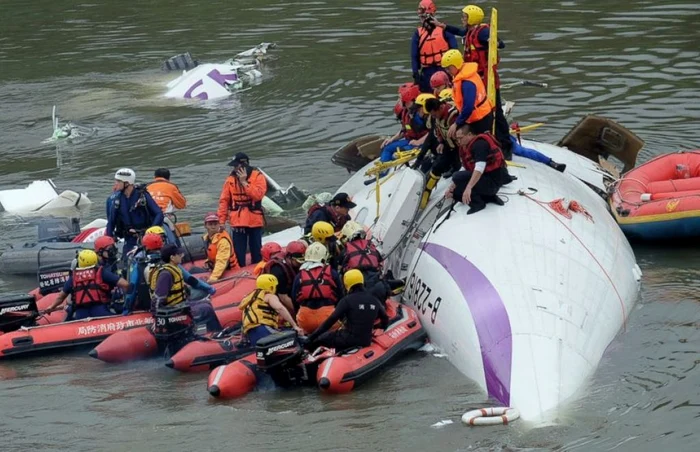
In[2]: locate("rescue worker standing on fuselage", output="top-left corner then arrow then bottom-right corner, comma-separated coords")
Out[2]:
304,192 -> 356,235
218,153 -> 268,266
291,243 -> 344,334
202,212 -> 240,283
411,0 -> 458,93
307,270 -> 389,351
447,124 -> 511,214
440,50 -> 494,141
240,274 -> 304,346
43,249 -> 131,320
150,244 -> 221,332
106,168 -> 164,266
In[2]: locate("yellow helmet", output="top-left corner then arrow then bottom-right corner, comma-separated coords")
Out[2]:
343,269 -> 364,291
304,242 -> 329,263
311,221 -> 335,243
440,49 -> 464,70
340,221 -> 365,241
77,249 -> 99,268
462,5 -> 484,26
438,88 -> 454,102
415,93 -> 437,114
146,226 -> 165,235
256,274 -> 278,294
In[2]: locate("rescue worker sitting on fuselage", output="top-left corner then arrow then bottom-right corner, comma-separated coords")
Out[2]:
307,270 -> 389,351
240,274 -> 304,346
446,124 -> 512,215
430,71 -> 453,98
202,212 -> 240,283
291,242 -> 344,334
43,249 -> 131,320
150,244 -> 221,333
304,192 -> 356,235
380,83 -> 429,168
262,240 -> 307,314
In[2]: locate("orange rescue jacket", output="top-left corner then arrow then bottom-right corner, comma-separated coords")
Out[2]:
146,178 -> 187,213
217,168 -> 267,228
452,63 -> 493,124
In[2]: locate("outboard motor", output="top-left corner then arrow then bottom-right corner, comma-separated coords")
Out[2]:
36,217 -> 81,243
153,305 -> 195,357
255,331 -> 307,388
0,294 -> 39,333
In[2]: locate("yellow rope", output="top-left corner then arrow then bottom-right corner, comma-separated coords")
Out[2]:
364,148 -> 421,177
509,123 -> 545,135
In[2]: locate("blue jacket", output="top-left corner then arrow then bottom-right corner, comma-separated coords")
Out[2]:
455,81 -> 477,127
411,27 -> 458,76
106,187 -> 163,238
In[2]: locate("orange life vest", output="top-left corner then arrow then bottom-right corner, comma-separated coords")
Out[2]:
464,24 -> 500,88
204,231 -> 239,270
72,266 -> 111,306
218,168 -> 267,228
459,133 -> 506,174
296,265 -> 339,307
341,239 -> 382,273
452,62 -> 493,124
417,27 -> 450,67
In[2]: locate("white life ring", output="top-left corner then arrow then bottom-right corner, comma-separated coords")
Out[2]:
461,407 -> 520,426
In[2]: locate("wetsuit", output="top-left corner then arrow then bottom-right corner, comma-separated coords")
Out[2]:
307,286 -> 389,350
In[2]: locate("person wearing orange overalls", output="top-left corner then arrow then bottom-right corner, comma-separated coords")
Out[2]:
217,153 -> 268,266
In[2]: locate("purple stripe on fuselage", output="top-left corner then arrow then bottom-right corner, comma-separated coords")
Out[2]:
423,243 -> 512,406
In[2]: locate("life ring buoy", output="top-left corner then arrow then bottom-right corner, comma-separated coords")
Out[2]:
461,407 -> 520,426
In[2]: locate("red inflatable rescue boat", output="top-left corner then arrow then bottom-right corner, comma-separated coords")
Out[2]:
207,300 -> 426,399
610,151 -> 700,241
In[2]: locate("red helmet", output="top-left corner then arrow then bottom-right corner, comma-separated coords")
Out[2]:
142,233 -> 164,252
261,242 -> 283,261
94,236 -> 116,253
430,71 -> 451,89
418,0 -> 436,15
399,82 -> 421,104
393,100 -> 403,118
285,240 -> 307,258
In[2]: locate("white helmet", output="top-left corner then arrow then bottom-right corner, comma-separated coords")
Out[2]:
304,242 -> 329,263
114,168 -> 136,185
340,221 -> 365,241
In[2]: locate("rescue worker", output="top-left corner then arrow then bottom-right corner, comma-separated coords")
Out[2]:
217,152 -> 268,266
447,124 -> 512,214
240,274 -> 304,346
307,270 -> 389,350
411,0 -> 458,93
202,212 -> 240,283
380,83 -> 428,167
304,192 -> 356,234
309,221 -> 342,270
94,235 -> 119,273
263,240 -> 307,314
253,242 -> 283,276
106,168 -> 164,266
440,50 -> 494,143
430,71 -> 452,97
43,249 -> 131,320
146,168 -> 187,215
150,244 -> 221,332
434,5 -> 511,158
414,95 -> 461,208
291,243 -> 344,333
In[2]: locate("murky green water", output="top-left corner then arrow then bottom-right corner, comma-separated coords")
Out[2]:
1,0 -> 699,450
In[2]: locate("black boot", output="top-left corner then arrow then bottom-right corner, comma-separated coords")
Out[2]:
484,195 -> 504,206
467,202 -> 486,215
549,160 -> 566,172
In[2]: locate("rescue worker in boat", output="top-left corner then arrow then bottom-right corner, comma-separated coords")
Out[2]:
380,83 -> 428,169
94,235 -> 120,273
440,50 -> 496,152
201,212 -> 240,283
307,221 -> 342,270
430,70 -> 453,98
217,152 -> 268,266
43,249 -> 131,320
240,274 -> 304,346
304,192 -> 356,235
106,168 -> 164,266
253,242 -> 283,276
263,240 -> 307,314
433,5 -> 512,158
146,168 -> 187,215
413,94 -> 461,209
338,221 -> 392,303
291,242 -> 344,333
150,243 -> 221,332
411,0 -> 458,93
446,124 -> 512,214
307,270 -> 389,350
